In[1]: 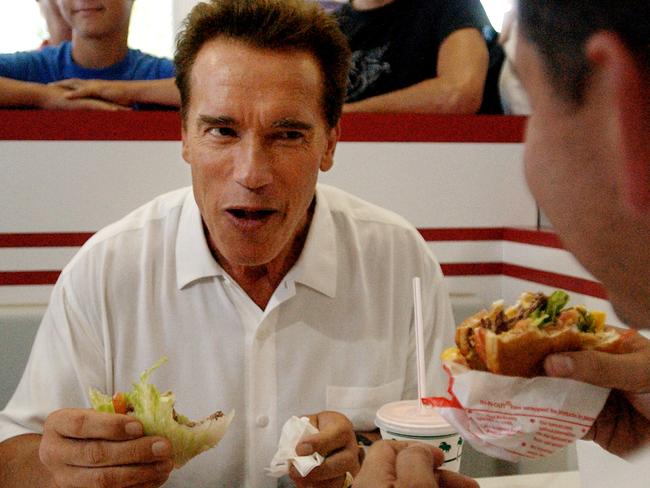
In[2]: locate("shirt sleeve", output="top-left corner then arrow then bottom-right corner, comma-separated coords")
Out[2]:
157,58 -> 175,79
435,0 -> 491,43
130,53 -> 176,80
0,51 -> 44,82
0,273 -> 108,443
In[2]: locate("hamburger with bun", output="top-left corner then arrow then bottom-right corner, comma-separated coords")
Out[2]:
444,290 -> 623,378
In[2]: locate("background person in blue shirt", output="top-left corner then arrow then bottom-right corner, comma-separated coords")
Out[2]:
0,0 -> 180,110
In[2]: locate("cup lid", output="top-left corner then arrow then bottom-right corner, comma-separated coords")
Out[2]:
375,400 -> 456,437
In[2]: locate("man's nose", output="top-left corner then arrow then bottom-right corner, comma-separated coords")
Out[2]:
233,139 -> 273,190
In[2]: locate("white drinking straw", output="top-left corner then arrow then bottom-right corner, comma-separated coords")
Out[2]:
412,276 -> 426,413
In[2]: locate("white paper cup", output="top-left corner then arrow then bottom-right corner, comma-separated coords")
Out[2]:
375,400 -> 463,471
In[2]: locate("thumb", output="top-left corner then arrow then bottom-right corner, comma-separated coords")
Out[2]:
544,350 -> 650,393
297,411 -> 353,457
395,443 -> 439,486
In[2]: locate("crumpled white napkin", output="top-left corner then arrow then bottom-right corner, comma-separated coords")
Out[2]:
266,416 -> 325,478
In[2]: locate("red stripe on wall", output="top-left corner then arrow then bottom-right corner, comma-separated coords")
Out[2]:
0,110 -> 181,141
0,110 -> 526,143
441,262 -> 503,275
502,263 -> 607,299
502,228 -> 564,249
0,232 -> 94,248
340,113 -> 526,143
441,263 -> 606,298
0,271 -> 61,286
422,227 -> 565,247
419,228 -> 505,241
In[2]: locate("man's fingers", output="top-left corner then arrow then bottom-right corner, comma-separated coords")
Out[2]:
46,409 -> 144,441
290,443 -> 358,482
394,441 -> 444,467
49,436 -> 172,467
394,443 -> 438,487
436,468 -> 480,488
297,411 -> 355,457
57,460 -> 172,488
352,440 -> 399,486
352,440 -> 445,488
544,347 -> 650,393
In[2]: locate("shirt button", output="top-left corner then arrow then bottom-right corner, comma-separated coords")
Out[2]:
256,415 -> 269,428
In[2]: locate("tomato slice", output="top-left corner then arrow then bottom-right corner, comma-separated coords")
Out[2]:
112,392 -> 128,415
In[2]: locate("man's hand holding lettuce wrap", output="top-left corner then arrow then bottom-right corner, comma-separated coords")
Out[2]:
89,357 -> 233,468
37,357 -> 232,488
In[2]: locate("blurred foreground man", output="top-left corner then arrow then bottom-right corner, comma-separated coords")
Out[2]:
0,1 -> 455,487
355,0 -> 650,486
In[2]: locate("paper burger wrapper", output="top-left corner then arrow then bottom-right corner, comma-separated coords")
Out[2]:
421,362 -> 611,462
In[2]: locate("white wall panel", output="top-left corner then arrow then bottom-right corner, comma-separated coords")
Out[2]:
430,241 -> 503,263
1,141 -> 189,232
502,241 -> 596,281
323,142 -> 535,227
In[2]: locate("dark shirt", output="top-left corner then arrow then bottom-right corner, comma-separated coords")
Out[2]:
335,0 -> 503,113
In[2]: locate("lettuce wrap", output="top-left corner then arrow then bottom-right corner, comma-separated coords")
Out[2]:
89,357 -> 234,468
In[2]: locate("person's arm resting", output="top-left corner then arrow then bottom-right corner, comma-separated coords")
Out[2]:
55,78 -> 181,108
345,28 -> 488,114
0,76 -> 128,110
0,77 -> 47,107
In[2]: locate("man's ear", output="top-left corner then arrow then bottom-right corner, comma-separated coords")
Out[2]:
319,122 -> 340,173
181,125 -> 191,165
586,32 -> 650,214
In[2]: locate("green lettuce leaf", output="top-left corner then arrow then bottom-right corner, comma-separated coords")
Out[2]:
531,290 -> 570,329
88,388 -> 115,413
545,290 -> 570,322
89,356 -> 234,468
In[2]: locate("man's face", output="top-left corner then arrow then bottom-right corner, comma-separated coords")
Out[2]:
515,32 -> 594,239
181,37 -> 338,271
56,0 -> 132,38
515,28 -> 638,322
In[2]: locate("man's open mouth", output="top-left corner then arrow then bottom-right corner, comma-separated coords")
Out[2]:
74,6 -> 105,14
226,208 -> 276,220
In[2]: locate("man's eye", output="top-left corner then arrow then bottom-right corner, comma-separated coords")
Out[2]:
209,127 -> 237,138
279,130 -> 304,140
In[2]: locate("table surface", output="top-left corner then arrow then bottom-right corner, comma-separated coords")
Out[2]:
476,471 -> 579,488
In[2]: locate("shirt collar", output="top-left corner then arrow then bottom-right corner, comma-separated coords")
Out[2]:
287,185 -> 337,298
175,185 -> 338,297
176,189 -> 224,289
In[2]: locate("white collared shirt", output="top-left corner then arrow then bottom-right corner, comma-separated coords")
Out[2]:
0,184 -> 454,487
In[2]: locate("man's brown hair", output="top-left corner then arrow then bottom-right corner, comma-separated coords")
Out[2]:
175,0 -> 351,128
518,0 -> 649,105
